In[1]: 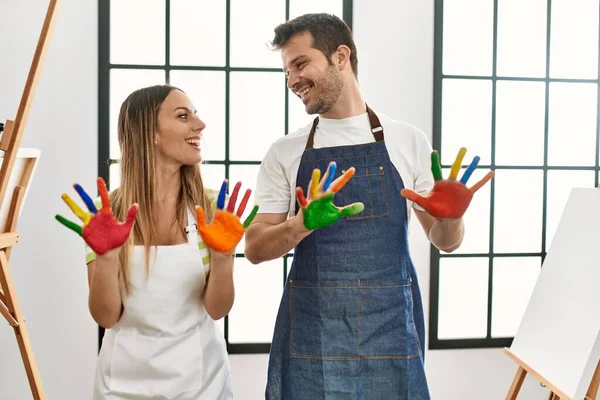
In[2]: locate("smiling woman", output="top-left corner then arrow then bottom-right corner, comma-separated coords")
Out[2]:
55,84 -> 260,399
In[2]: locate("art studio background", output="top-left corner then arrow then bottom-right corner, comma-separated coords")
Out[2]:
1,0 -> 596,399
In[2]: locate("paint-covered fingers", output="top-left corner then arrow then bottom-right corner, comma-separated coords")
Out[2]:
400,188 -> 430,210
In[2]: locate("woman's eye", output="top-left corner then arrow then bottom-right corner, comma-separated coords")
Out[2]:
179,113 -> 188,119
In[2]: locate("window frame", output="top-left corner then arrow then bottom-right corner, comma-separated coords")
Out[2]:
431,0 -> 600,350
97,0 -> 354,354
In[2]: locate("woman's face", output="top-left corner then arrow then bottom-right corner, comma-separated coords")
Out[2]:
154,89 -> 206,167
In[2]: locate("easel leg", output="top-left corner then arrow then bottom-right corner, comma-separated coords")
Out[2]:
585,360 -> 600,400
0,250 -> 45,399
507,366 -> 527,400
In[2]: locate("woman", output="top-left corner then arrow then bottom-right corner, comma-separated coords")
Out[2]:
55,85 -> 257,399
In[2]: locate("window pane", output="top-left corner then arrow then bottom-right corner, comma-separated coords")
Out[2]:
496,0 -> 547,78
495,81 -> 545,166
493,170 -> 544,253
230,72 -> 285,161
441,168 -> 490,254
228,257 -> 284,343
548,83 -> 597,166
442,0 -> 494,76
491,257 -> 541,337
169,71 -> 226,161
230,0 -> 285,68
110,0 -> 165,65
289,0 -> 344,20
109,164 -> 121,191
110,69 -> 166,159
546,170 -> 595,248
438,257 -> 488,339
441,79 -> 492,165
288,91 -> 315,133
228,165 -> 261,253
550,0 -> 599,79
200,163 -> 226,193
170,0 -> 225,66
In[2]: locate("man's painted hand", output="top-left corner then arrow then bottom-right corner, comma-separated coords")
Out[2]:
296,161 -> 364,230
401,147 -> 494,219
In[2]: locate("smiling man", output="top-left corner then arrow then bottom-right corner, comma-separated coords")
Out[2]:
244,13 -> 467,400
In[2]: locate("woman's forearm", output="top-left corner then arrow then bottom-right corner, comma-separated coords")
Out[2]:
203,251 -> 235,320
88,250 -> 123,328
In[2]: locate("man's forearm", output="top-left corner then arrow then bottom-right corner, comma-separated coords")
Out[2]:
429,218 -> 464,253
245,215 -> 311,264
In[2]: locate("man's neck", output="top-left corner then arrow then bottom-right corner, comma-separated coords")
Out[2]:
320,81 -> 365,119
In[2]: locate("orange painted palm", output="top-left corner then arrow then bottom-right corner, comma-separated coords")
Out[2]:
196,180 -> 259,254
401,147 -> 494,219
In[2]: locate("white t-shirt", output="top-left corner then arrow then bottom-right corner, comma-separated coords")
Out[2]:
254,110 -> 435,221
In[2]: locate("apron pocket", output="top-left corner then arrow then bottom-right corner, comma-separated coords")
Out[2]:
342,165 -> 388,220
108,327 -> 203,397
359,279 -> 420,358
289,279 -> 360,360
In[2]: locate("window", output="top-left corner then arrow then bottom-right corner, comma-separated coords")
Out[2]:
431,0 -> 600,349
98,0 -> 353,353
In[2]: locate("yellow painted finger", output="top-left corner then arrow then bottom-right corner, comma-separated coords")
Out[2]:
449,147 -> 467,180
61,193 -> 91,225
310,169 -> 321,198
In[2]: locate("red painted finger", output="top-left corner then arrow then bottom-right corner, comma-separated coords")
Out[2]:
236,189 -> 251,218
227,181 -> 242,213
296,187 -> 308,207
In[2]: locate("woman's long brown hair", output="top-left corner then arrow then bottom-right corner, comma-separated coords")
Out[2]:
110,85 -> 214,294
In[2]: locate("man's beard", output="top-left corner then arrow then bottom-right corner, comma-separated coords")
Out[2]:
305,67 -> 343,115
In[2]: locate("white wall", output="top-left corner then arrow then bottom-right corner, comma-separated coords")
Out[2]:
0,0 -> 98,399
0,0 -> 552,399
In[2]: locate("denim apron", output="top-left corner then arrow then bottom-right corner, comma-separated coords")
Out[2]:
266,106 -> 431,399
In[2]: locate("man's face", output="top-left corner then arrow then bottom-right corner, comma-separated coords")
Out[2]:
281,31 -> 343,115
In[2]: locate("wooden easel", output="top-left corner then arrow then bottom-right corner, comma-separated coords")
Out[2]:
505,348 -> 600,400
0,0 -> 60,399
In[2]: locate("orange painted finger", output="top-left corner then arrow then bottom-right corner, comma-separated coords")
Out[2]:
469,171 -> 494,193
332,167 -> 355,193
97,177 -> 111,211
400,188 -> 430,210
195,206 -> 207,229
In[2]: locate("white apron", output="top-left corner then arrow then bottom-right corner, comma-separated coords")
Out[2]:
93,208 -> 232,400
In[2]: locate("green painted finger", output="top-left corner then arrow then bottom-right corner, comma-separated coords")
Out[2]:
242,205 -> 259,229
431,151 -> 443,181
55,214 -> 83,236
339,202 -> 364,217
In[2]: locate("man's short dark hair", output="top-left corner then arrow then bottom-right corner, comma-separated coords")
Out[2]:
271,13 -> 358,77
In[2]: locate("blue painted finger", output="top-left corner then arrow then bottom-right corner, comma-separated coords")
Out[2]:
460,156 -> 480,184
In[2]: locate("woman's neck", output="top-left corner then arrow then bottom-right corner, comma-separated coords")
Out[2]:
155,163 -> 181,209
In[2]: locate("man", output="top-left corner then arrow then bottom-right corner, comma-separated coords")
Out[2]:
244,13 -> 492,400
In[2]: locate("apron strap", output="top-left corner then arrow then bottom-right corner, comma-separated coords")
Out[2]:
184,207 -> 199,245
305,103 -> 384,150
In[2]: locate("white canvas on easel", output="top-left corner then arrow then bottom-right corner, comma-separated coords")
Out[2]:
0,149 -> 40,231
505,187 -> 600,399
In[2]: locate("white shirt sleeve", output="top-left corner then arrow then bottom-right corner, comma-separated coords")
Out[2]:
412,129 -> 435,211
254,144 -> 291,214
